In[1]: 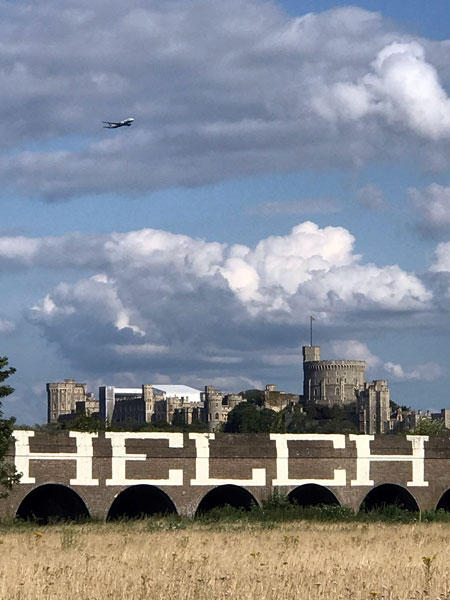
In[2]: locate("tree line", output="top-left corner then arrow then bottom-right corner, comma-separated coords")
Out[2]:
0,357 -> 21,496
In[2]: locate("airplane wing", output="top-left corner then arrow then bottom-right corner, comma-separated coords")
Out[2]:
102,121 -> 122,128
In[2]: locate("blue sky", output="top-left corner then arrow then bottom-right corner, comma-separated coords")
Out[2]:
2,0 -> 450,424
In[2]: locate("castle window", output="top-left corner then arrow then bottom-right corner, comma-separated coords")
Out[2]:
335,387 -> 340,396
215,413 -> 219,420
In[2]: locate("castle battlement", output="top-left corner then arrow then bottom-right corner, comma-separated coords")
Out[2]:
303,345 -> 367,407
304,360 -> 366,371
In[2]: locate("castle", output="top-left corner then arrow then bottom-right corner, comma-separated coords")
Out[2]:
302,345 -> 391,433
46,344 -> 438,434
47,380 -> 299,432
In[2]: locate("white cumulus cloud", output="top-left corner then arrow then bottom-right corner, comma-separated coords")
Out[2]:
327,340 -> 381,369
431,242 -> 450,272
328,41 -> 450,139
0,221 -> 432,379
327,340 -> 445,383
384,361 -> 444,382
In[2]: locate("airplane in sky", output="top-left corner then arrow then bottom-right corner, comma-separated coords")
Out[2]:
102,118 -> 134,129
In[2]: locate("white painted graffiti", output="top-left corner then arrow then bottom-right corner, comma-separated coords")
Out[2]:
189,433 -> 266,486
14,430 -> 99,486
270,434 -> 347,486
105,432 -> 184,486
13,431 -> 433,488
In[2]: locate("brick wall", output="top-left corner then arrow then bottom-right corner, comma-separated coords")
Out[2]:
2,431 -> 450,519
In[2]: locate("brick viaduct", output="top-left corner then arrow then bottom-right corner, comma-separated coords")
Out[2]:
4,430 -> 450,521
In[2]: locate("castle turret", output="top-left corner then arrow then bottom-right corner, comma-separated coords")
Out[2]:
303,346 -> 321,362
204,385 -> 224,432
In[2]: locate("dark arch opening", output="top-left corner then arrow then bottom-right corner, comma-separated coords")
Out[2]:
16,484 -> 90,524
107,485 -> 177,520
196,485 -> 257,515
360,484 -> 419,512
436,489 -> 450,511
289,484 -> 340,507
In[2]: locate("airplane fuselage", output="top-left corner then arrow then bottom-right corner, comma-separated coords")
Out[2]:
103,118 -> 134,129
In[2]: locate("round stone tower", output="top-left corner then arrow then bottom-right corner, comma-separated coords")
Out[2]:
204,385 -> 225,432
302,346 -> 366,406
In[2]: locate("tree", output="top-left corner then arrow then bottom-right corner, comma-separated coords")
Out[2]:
239,389 -> 264,406
408,417 -> 448,436
0,357 -> 21,496
60,412 -> 102,433
390,400 -> 411,414
273,404 -> 315,433
224,402 -> 276,433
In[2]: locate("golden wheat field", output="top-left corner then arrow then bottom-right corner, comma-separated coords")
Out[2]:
1,520 -> 450,600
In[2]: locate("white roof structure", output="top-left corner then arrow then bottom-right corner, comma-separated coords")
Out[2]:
101,384 -> 203,403
114,388 -> 142,395
153,384 -> 202,403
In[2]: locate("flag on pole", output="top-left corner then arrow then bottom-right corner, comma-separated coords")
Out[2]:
310,315 -> 316,346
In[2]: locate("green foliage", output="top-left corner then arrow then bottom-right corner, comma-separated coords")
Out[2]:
33,415 -> 208,434
239,389 -> 264,406
196,505 -> 250,523
272,402 -> 359,434
261,489 -> 293,511
224,398 -> 360,434
196,497 -> 357,525
408,418 -> 448,436
170,414 -> 208,432
302,403 -> 359,433
298,504 -> 355,522
390,399 -> 411,413
0,356 -> 15,399
359,504 -> 419,523
223,402 -> 276,433
314,417 -> 359,434
0,357 -> 21,497
112,419 -> 209,433
272,404 -> 314,433
197,501 -> 450,525
422,509 -> 450,522
60,412 -> 102,433
259,491 -> 354,522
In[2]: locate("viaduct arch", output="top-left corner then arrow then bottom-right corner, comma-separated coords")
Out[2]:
16,483 -> 90,523
4,430 -> 450,521
289,483 -> 340,507
196,484 -> 258,515
107,484 -> 177,520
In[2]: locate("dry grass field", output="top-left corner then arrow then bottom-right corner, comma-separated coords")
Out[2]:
1,520 -> 450,600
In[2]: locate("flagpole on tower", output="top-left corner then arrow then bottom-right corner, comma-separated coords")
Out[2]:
310,315 -> 315,346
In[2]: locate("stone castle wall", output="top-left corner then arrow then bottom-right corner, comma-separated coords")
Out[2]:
303,359 -> 366,406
